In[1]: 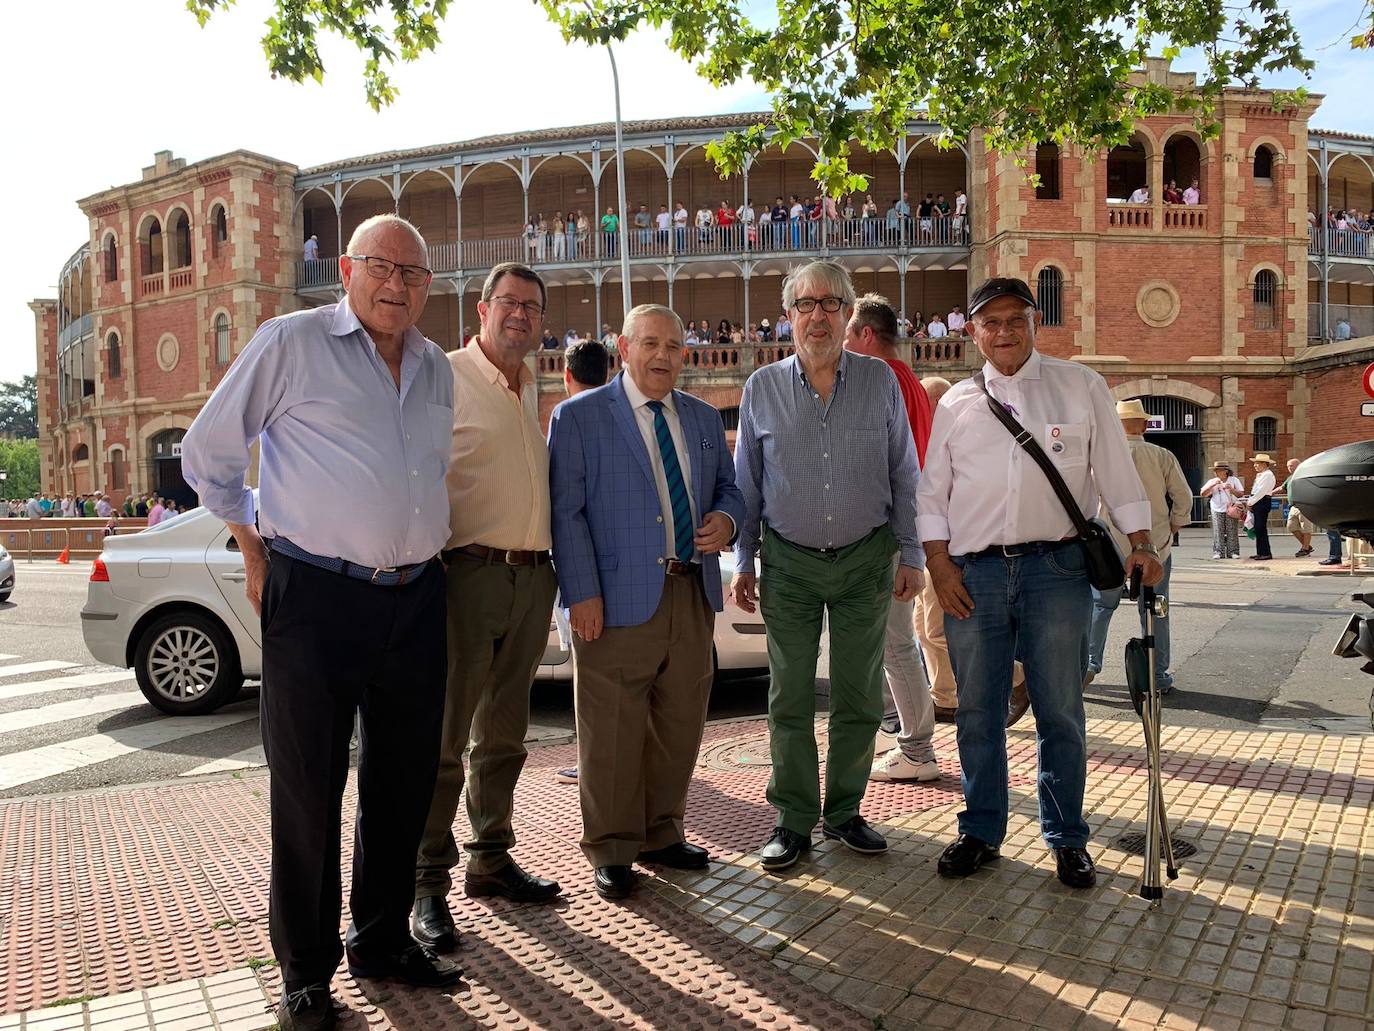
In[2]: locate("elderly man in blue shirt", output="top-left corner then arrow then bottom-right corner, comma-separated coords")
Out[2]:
182,214 -> 459,1031
732,259 -> 923,874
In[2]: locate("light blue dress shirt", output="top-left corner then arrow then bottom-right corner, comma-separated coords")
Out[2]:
734,350 -> 922,569
181,299 -> 453,569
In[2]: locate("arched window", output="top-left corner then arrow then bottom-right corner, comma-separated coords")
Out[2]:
141,217 -> 164,276
1034,142 -> 1061,200
171,211 -> 192,269
1252,416 -> 1277,454
1253,270 -> 1278,330
1163,136 -> 1202,200
210,204 -> 228,257
1253,146 -> 1274,180
1037,266 -> 1064,327
104,235 -> 118,283
72,443 -> 90,464
110,450 -> 125,491
107,332 -> 121,379
215,313 -> 232,364
1106,137 -> 1148,200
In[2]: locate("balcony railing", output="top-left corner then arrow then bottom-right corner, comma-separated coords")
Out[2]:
169,267 -> 194,290
140,274 -> 164,297
912,337 -> 972,367
1309,226 -> 1374,259
57,313 -> 93,350
1308,303 -> 1374,340
1162,205 -> 1207,231
1106,203 -> 1151,229
296,216 -> 971,291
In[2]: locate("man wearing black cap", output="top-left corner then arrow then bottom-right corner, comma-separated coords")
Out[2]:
916,276 -> 1163,889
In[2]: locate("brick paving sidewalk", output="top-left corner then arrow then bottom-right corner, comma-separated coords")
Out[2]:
1,717 -> 1371,1030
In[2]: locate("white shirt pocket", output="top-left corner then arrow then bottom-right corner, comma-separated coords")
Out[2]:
1044,422 -> 1087,469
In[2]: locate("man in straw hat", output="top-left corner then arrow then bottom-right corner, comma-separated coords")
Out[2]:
1084,399 -> 1192,694
1246,453 -> 1279,560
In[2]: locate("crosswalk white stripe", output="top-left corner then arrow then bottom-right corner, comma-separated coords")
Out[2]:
0,660 -> 78,679
0,709 -> 259,792
182,743 -> 266,777
0,690 -> 145,735
0,654 -> 17,661
0,670 -> 134,702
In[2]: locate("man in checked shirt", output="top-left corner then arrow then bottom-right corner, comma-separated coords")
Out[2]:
733,260 -> 923,874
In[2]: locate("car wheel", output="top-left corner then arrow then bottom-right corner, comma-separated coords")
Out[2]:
0,592 -> 10,604
133,610 -> 244,716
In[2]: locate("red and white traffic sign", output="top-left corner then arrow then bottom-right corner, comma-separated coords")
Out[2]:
1362,362 -> 1374,400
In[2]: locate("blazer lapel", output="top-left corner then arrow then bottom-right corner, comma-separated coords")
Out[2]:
608,374 -> 656,488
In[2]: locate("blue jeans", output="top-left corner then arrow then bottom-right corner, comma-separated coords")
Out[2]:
1327,529 -> 1344,561
944,545 -> 1092,848
1087,553 -> 1173,687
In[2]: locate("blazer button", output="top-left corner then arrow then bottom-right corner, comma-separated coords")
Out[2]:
656,515 -> 664,523
657,557 -> 665,565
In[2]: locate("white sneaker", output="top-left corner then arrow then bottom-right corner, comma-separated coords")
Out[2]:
1212,552 -> 1222,560
869,748 -> 941,783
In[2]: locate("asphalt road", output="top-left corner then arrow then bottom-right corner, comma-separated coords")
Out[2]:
0,528 -> 1369,800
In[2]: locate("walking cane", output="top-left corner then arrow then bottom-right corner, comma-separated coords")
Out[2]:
1124,568 -> 1179,905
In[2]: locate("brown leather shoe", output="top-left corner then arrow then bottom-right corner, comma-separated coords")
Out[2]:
1006,681 -> 1030,727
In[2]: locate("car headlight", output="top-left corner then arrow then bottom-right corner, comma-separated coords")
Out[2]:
0,546 -> 9,560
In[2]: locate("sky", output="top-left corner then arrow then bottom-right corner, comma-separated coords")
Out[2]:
1,0 -> 1370,384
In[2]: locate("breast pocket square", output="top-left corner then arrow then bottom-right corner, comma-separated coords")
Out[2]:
700,439 -> 714,450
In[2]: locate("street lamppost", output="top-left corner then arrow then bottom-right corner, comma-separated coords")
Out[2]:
605,41 -> 632,319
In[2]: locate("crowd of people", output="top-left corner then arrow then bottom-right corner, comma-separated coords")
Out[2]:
171,210 -> 1197,1030
522,189 -> 970,261
1198,455 -> 1347,566
1310,207 -> 1373,257
6,491 -> 191,535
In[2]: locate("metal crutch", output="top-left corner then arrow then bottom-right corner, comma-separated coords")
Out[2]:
1125,568 -> 1179,905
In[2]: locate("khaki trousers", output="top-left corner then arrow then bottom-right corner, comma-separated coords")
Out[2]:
914,576 -> 1024,709
415,554 -> 557,895
571,573 -> 715,868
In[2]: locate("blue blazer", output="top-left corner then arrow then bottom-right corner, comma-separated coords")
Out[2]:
549,373 -> 746,628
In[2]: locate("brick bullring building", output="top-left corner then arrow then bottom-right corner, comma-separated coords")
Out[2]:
32,61 -> 1374,512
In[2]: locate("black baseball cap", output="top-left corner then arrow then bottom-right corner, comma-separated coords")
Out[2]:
968,276 -> 1037,316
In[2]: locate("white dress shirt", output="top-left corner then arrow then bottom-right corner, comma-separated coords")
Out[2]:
917,350 -> 1151,556
621,372 -> 700,559
927,319 -> 948,338
1248,468 -> 1276,506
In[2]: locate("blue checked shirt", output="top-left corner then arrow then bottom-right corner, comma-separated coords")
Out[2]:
734,350 -> 922,570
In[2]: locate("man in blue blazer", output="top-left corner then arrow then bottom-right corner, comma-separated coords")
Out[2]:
549,303 -> 746,900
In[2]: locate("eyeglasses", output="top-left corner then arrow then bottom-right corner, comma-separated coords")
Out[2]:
792,296 -> 845,314
346,255 -> 432,286
973,316 -> 1031,332
490,295 -> 546,319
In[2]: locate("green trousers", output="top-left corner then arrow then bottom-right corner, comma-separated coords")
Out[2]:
760,524 -> 895,835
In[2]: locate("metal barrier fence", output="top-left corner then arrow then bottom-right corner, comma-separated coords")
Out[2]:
1,518 -> 150,560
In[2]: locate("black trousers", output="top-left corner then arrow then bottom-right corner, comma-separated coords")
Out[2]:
1252,495 -> 1273,559
259,552 -> 446,989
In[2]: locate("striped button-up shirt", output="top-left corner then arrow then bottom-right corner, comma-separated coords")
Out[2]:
734,350 -> 922,569
181,299 -> 453,568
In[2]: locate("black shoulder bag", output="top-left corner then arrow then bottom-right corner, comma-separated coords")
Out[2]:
973,373 -> 1126,591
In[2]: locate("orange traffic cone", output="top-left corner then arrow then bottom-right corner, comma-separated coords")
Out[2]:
56,546 -> 70,564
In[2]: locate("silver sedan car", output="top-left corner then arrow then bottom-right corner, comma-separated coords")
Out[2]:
0,542 -> 14,603
82,504 -> 768,715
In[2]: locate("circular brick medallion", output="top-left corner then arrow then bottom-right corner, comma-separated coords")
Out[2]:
1136,281 -> 1180,328
156,334 -> 180,372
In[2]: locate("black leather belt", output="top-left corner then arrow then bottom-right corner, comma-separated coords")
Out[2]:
665,559 -> 700,576
445,543 -> 551,566
268,538 -> 433,586
968,537 -> 1080,560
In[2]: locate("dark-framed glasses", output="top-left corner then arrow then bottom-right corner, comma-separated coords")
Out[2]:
792,296 -> 845,314
347,254 -> 432,287
973,315 -> 1031,332
490,295 -> 546,319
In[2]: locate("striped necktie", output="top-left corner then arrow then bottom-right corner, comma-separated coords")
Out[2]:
646,399 -> 694,562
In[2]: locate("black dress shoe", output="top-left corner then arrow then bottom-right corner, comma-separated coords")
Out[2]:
933,705 -> 957,724
758,827 -> 811,872
1054,846 -> 1097,889
594,865 -> 638,899
346,942 -> 462,988
822,815 -> 888,854
638,841 -> 710,870
277,985 -> 337,1031
937,834 -> 1000,877
464,861 -> 562,903
411,895 -> 460,952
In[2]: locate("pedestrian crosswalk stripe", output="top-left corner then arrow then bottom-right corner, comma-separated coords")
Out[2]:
0,690 -> 145,735
0,660 -> 78,679
182,744 -> 266,777
0,670 -> 134,703
0,654 -> 17,661
0,709 -> 259,792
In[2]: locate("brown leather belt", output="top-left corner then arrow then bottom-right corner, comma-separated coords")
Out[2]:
665,559 -> 701,576
445,543 -> 551,566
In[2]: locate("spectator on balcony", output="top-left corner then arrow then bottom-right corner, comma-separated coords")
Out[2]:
738,197 -> 756,245
564,328 -> 580,348
541,329 -> 560,351
777,313 -> 792,341
757,205 -> 772,248
694,203 -> 712,246
601,207 -> 619,257
886,200 -> 902,245
525,217 -> 539,262
789,195 -> 806,248
716,320 -> 733,345
759,318 -> 773,342
1129,185 -> 1150,204
684,321 -> 700,345
304,234 -> 320,262
1163,180 -> 1182,205
730,324 -> 746,346
895,190 -> 912,225
717,200 -> 738,249
633,204 -> 652,251
537,213 -> 551,261
770,197 -> 788,248
1183,179 -> 1200,206
673,202 -> 690,252
927,314 -> 948,339
1334,318 -> 1353,341
917,194 -> 936,245
600,324 -> 616,347
551,212 -> 567,260
654,205 -> 671,249
947,306 -> 966,336
576,210 -> 591,257
954,188 -> 968,224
